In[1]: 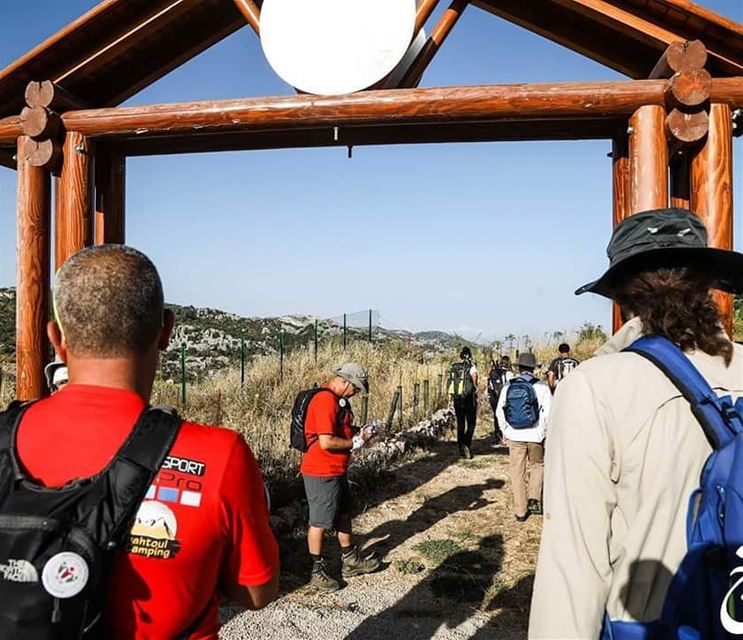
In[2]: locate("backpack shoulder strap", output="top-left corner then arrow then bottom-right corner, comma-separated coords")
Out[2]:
0,401 -> 35,481
115,404 -> 182,473
624,335 -> 741,449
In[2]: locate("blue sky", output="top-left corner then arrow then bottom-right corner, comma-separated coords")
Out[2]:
1,0 -> 741,342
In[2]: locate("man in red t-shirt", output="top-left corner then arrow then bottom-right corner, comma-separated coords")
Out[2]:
300,363 -> 379,591
15,245 -> 279,639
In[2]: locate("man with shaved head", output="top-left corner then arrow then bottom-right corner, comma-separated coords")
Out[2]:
9,245 -> 279,639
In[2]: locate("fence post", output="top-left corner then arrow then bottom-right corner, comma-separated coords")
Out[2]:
240,336 -> 246,388
360,395 -> 369,425
343,313 -> 347,350
413,382 -> 420,419
397,384 -> 403,428
368,309 -> 373,343
385,389 -> 400,430
423,379 -> 430,415
437,373 -> 443,401
180,343 -> 187,406
314,319 -> 319,364
279,330 -> 284,381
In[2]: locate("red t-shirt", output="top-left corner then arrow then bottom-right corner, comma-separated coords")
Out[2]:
15,384 -> 279,640
299,388 -> 354,477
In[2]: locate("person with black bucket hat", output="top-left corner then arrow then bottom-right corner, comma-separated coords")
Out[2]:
530,208 -> 743,639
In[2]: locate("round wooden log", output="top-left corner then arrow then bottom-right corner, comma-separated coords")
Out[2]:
23,138 -> 62,170
690,103 -> 733,336
21,106 -> 62,139
16,136 -> 51,400
665,68 -> 712,108
665,108 -> 709,145
24,80 -> 56,109
629,105 -> 668,214
649,40 -> 707,79
57,131 -> 95,268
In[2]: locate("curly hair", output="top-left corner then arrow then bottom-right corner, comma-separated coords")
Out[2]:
613,266 -> 732,366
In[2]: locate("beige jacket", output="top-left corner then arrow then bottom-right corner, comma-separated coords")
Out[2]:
529,318 -> 743,639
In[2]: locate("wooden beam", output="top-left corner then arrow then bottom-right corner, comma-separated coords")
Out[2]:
415,0 -> 441,34
709,78 -> 743,107
57,132 -> 94,269
0,114 -> 22,142
58,81 -> 670,142
629,105 -> 668,213
16,136 -> 51,400
24,80 -> 92,111
232,0 -> 260,35
399,0 -> 469,88
690,103 -> 734,336
612,132 -> 630,334
113,118 -> 626,156
649,40 -> 707,80
94,150 -> 126,245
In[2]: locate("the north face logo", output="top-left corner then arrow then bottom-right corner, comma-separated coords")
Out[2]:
0,559 -> 38,583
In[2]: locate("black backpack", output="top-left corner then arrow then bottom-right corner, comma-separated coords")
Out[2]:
0,401 -> 180,640
447,361 -> 475,400
487,366 -> 506,397
290,388 -> 351,452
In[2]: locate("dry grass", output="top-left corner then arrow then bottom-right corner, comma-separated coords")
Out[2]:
151,339 -> 452,501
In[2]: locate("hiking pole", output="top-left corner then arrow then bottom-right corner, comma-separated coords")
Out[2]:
279,330 -> 284,381
314,319 -> 318,364
343,313 -> 347,350
368,309 -> 373,343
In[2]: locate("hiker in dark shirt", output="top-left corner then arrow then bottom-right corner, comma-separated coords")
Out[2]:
448,347 -> 478,459
487,355 -> 513,445
547,343 -> 579,394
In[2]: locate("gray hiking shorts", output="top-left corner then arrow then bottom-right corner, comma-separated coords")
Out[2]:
303,474 -> 353,529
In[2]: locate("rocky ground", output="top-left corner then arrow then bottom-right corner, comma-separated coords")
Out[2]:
220,422 -> 541,640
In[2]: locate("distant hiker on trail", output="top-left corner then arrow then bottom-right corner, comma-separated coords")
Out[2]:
487,355 -> 514,445
496,352 -> 551,522
0,245 -> 279,640
448,346 -> 478,459
546,342 -> 579,393
530,208 -> 743,639
297,363 -> 380,592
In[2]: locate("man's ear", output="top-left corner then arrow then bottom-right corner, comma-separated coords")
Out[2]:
158,309 -> 175,351
47,321 -> 68,362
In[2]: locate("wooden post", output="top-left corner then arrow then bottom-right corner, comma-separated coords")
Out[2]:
629,105 -> 668,214
94,150 -> 125,244
16,136 -> 51,400
612,133 -> 630,333
690,103 -> 734,336
58,131 -> 94,268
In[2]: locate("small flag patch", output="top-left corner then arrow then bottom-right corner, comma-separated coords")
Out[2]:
180,491 -> 202,507
157,487 -> 179,503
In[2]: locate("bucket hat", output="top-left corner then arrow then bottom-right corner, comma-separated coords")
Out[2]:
576,208 -> 743,298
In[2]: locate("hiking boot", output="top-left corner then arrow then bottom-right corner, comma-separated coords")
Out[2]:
515,513 -> 530,523
342,548 -> 381,578
527,499 -> 543,515
462,445 -> 472,460
310,560 -> 341,592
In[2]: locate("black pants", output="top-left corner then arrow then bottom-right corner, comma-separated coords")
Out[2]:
454,397 -> 477,448
489,394 -> 503,441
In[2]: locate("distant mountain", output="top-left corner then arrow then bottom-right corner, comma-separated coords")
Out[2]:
0,288 -> 467,380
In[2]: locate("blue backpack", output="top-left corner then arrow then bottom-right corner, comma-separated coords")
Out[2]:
602,335 -> 743,640
503,376 -> 540,429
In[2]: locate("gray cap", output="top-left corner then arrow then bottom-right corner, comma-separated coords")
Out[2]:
332,362 -> 369,394
517,352 -> 537,369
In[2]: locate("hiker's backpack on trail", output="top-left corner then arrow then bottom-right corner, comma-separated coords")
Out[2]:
600,335 -> 743,640
487,366 -> 506,398
503,377 -> 540,429
447,362 -> 474,400
0,402 -> 180,640
290,388 -> 350,452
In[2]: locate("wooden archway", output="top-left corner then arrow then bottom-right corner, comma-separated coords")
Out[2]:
1,1 -> 742,399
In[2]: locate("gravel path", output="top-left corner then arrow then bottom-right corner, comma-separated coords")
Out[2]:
220,430 -> 541,640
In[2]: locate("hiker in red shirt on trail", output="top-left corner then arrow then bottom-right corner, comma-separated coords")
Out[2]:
300,363 -> 381,591
10,245 -> 279,639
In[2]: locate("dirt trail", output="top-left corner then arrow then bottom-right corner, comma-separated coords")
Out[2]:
220,425 -> 541,640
